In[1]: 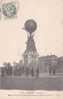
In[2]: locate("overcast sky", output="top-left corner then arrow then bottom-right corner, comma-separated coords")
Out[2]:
0,0 -> 63,64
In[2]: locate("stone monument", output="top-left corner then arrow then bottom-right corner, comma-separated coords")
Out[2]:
23,19 -> 39,70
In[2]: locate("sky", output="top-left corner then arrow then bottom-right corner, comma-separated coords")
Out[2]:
0,0 -> 63,64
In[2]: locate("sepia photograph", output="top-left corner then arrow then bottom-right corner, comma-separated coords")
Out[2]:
0,0 -> 62,94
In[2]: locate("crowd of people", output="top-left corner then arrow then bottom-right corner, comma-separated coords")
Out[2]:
1,62 -> 39,78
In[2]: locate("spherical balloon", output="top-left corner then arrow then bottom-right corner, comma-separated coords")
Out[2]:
24,19 -> 37,34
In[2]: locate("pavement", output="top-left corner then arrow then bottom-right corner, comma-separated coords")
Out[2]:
39,73 -> 63,78
0,73 -> 63,90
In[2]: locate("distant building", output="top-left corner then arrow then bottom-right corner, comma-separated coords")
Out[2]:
39,55 -> 58,73
57,57 -> 63,73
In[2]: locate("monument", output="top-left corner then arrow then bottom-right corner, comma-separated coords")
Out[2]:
23,19 -> 39,70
